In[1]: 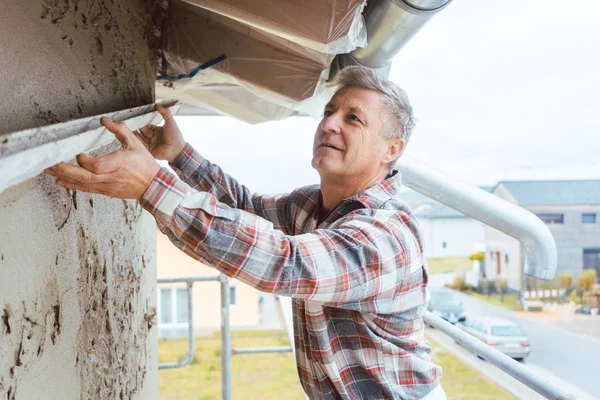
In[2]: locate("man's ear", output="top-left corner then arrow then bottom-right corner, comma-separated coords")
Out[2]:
382,138 -> 405,165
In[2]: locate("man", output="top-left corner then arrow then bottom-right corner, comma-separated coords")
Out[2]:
46,66 -> 445,399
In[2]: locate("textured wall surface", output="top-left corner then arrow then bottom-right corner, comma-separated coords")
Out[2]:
0,0 -> 160,399
0,0 -> 156,135
0,175 -> 158,400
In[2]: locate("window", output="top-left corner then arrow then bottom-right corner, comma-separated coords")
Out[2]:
160,288 -> 172,324
229,286 -> 237,308
505,254 -> 509,264
442,242 -> 447,249
158,287 -> 189,325
582,213 -> 596,224
583,249 -> 600,282
474,322 -> 486,333
536,213 -> 564,225
491,326 -> 526,337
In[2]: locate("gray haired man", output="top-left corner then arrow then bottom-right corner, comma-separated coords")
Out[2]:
47,66 -> 445,399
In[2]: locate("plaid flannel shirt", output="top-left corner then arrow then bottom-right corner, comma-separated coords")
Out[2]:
140,143 -> 445,400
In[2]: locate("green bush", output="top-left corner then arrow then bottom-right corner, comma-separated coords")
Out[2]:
576,269 -> 598,303
568,290 -> 588,305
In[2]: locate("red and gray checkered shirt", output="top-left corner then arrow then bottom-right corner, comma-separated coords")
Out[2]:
140,143 -> 445,400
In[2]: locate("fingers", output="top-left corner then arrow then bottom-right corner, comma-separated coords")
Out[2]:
100,117 -> 136,149
156,104 -> 175,123
45,162 -> 98,186
132,130 -> 151,150
138,125 -> 155,139
76,152 -> 122,175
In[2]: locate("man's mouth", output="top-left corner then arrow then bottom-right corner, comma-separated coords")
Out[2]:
320,143 -> 342,151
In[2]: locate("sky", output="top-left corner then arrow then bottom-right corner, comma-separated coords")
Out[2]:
172,0 -> 600,195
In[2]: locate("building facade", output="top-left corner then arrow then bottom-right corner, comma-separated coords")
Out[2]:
156,231 -> 261,338
417,204 -> 487,258
484,180 -> 600,291
403,187 -> 492,259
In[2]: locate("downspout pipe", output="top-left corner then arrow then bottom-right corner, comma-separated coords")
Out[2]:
398,156 -> 558,280
335,0 -> 453,78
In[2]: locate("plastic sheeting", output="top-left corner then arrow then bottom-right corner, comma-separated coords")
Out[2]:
179,0 -> 367,55
157,0 -> 366,123
0,102 -> 179,194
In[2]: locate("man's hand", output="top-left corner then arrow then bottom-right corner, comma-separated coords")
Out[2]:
134,104 -> 186,163
45,117 -> 162,200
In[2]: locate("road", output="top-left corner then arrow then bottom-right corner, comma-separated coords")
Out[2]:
448,289 -> 600,398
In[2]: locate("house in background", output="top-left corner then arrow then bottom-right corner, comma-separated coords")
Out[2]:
156,231 -> 261,338
484,180 -> 600,292
417,203 -> 487,258
401,187 -> 493,259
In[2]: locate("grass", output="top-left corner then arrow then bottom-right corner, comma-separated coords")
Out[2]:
427,335 -> 516,400
158,330 -> 513,399
427,256 -> 472,275
470,292 -> 523,311
468,290 -> 589,312
158,330 -> 301,400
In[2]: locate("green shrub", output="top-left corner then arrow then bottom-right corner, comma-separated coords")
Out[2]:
568,288 -> 588,305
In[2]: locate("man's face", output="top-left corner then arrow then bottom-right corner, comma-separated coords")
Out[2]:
312,86 -> 393,183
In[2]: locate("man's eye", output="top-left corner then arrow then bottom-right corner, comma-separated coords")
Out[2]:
323,110 -> 333,117
349,114 -> 361,122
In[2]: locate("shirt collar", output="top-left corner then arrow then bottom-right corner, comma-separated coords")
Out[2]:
345,169 -> 403,209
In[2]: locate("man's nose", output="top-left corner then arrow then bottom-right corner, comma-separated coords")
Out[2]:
321,112 -> 342,135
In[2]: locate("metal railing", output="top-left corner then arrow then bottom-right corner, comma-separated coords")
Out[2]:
157,274 -> 231,400
157,275 -> 293,400
424,311 -> 576,400
157,275 -> 577,400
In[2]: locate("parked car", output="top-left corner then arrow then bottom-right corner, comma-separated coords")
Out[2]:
459,316 -> 530,360
428,289 -> 466,324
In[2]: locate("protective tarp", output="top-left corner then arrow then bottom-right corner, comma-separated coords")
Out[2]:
156,63 -> 336,124
157,0 -> 366,123
179,0 -> 367,55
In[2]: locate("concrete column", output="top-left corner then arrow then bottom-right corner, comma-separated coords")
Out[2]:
0,0 -> 161,398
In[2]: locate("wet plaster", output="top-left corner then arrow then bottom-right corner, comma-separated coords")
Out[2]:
0,172 -> 158,400
0,0 -> 158,136
0,0 -> 160,398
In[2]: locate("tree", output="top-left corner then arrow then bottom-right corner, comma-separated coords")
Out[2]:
558,273 -> 573,294
577,270 -> 597,303
495,279 -> 508,302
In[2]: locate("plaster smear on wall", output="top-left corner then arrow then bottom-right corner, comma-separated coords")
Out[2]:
0,171 -> 158,400
0,0 -> 159,135
0,0 -> 163,398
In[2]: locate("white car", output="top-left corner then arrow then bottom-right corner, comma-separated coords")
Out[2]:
459,316 -> 530,360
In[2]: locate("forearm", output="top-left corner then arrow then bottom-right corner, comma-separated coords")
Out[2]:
168,144 -> 293,231
141,169 -> 423,306
141,170 -> 309,296
168,143 -> 257,210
